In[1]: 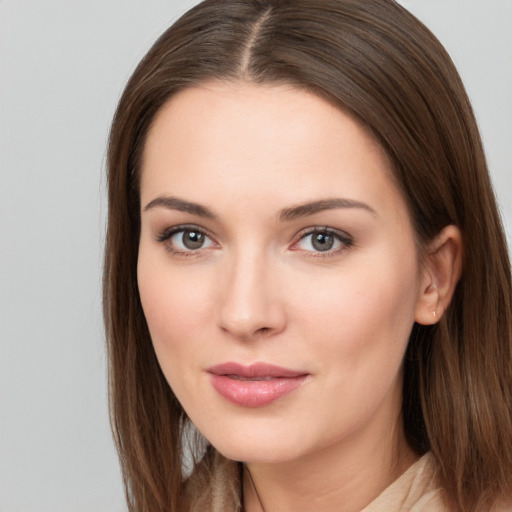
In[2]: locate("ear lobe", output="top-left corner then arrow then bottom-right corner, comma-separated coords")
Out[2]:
415,225 -> 463,325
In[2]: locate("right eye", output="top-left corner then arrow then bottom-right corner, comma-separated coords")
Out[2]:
157,226 -> 215,254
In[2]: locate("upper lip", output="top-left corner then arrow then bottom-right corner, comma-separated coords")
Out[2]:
207,362 -> 308,379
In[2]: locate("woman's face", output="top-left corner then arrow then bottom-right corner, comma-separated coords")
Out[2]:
138,82 -> 425,464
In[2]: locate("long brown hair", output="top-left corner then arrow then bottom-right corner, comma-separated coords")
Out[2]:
103,1 -> 512,510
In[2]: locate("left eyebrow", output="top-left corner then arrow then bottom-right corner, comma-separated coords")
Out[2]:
278,198 -> 377,222
143,196 -> 217,219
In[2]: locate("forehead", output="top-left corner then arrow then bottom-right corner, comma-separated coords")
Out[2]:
140,81 -> 406,222
144,82 -> 383,162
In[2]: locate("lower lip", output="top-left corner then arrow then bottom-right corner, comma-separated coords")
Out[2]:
209,374 -> 307,407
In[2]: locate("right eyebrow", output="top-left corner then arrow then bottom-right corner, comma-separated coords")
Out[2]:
143,196 -> 217,219
278,198 -> 377,222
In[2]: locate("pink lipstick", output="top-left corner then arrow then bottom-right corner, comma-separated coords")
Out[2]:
207,362 -> 308,407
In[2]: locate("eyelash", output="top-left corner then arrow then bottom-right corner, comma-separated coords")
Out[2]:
155,225 -> 354,257
155,224 -> 216,257
292,227 -> 354,257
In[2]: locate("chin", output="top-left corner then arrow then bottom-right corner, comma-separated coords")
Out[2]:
194,417 -> 313,464
213,439 -> 302,464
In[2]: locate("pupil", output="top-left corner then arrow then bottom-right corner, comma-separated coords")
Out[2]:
183,230 -> 204,249
312,232 -> 334,251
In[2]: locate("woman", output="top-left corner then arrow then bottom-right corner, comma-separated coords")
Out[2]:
103,0 -> 512,511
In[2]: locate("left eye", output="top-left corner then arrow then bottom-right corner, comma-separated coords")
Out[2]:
295,229 -> 351,253
167,229 -> 215,251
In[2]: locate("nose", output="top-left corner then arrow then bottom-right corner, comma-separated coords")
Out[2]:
217,250 -> 287,341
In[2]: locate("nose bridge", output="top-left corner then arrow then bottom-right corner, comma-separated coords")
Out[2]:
217,243 -> 285,339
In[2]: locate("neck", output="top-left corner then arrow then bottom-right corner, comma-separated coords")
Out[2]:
242,416 -> 418,512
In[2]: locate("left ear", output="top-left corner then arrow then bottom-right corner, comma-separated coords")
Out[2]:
415,225 -> 463,325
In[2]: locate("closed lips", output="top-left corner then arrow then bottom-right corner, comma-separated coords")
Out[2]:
206,362 -> 308,379
207,362 -> 309,407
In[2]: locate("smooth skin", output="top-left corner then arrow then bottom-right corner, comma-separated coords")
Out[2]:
137,82 -> 462,512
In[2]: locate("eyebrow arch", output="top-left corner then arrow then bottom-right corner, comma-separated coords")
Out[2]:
143,196 -> 217,219
143,196 -> 376,221
278,198 -> 377,222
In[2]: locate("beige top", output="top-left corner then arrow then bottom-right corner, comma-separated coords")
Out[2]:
184,450 -> 510,512
362,453 -> 444,511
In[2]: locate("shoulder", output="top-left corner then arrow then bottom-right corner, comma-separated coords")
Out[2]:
363,453 -> 447,512
364,454 -> 512,512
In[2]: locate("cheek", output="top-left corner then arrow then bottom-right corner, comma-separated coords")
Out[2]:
137,251 -> 214,377
137,261 -> 218,418
290,251 -> 419,369
288,255 -> 419,440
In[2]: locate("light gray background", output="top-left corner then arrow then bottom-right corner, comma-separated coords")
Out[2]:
0,1 -> 510,511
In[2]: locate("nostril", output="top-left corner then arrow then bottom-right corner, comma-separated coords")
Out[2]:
217,270 -> 287,339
